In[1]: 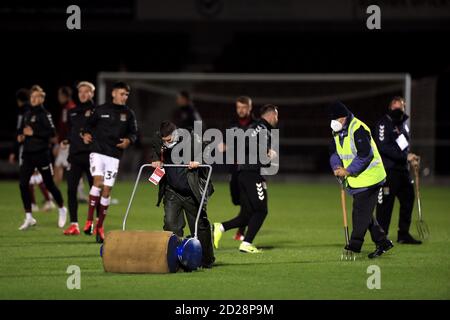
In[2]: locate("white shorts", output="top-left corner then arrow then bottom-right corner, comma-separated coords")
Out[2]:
55,146 -> 70,168
89,152 -> 120,187
29,171 -> 43,185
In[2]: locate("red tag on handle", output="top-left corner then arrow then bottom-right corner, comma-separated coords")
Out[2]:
149,167 -> 165,185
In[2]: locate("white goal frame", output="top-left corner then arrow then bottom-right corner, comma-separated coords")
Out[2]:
97,72 -> 411,125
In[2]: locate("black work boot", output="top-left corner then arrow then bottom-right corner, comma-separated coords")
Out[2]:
397,231 -> 422,244
341,245 -> 360,261
344,245 -> 361,253
368,239 -> 394,259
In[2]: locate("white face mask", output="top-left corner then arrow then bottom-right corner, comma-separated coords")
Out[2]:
164,141 -> 177,149
163,130 -> 179,149
330,120 -> 343,132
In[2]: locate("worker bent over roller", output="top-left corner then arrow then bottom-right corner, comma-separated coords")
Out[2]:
151,121 -> 215,269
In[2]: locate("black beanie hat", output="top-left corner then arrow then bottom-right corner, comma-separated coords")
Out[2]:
329,101 -> 350,120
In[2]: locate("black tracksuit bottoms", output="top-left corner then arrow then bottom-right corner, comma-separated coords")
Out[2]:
376,169 -> 415,236
163,187 -> 215,266
67,153 -> 93,223
229,170 -> 247,235
19,151 -> 64,212
222,171 -> 268,243
349,186 -> 387,252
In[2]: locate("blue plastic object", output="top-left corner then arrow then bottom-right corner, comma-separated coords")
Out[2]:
177,237 -> 202,271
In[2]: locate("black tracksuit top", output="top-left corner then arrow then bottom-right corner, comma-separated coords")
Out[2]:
67,101 -> 95,156
12,103 -> 31,156
374,114 -> 410,172
226,116 -> 256,172
21,105 -> 56,154
84,102 -> 138,160
238,118 -> 274,172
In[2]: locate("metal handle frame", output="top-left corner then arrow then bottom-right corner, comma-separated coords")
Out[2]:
122,163 -> 213,239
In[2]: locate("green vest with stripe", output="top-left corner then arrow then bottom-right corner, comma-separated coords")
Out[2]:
334,117 -> 386,188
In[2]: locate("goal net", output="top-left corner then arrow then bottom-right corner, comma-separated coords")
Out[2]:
97,72 -> 410,176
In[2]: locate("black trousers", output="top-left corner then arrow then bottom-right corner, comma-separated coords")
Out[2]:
222,171 -> 268,243
229,170 -> 247,235
19,151 -> 64,212
163,187 -> 215,266
67,153 -> 93,223
349,186 -> 387,252
376,169 -> 415,236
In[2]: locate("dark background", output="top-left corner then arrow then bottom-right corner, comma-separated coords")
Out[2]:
1,0 -> 449,177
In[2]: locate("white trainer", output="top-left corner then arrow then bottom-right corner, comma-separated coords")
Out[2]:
19,217 -> 37,230
58,207 -> 67,228
31,204 -> 39,212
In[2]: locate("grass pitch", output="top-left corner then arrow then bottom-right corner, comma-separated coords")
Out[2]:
0,179 -> 449,299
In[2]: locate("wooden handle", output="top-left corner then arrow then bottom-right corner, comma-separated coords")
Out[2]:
341,188 -> 348,228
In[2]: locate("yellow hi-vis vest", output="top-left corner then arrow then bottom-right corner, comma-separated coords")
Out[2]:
334,117 -> 386,188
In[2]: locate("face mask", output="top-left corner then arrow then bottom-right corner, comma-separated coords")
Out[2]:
389,109 -> 405,121
164,141 -> 177,149
330,120 -> 343,132
163,130 -> 179,149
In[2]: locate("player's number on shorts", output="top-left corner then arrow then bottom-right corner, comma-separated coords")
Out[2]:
105,171 -> 117,180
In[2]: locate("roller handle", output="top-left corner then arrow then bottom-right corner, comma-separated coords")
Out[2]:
122,163 -> 213,239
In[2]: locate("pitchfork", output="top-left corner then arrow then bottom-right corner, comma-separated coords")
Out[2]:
337,177 -> 357,261
413,163 -> 430,239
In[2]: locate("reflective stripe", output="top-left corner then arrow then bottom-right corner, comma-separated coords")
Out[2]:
348,119 -> 380,170
348,120 -> 358,156
366,160 -> 381,170
338,154 -> 355,161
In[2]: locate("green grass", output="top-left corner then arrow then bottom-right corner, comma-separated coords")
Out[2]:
0,180 -> 449,299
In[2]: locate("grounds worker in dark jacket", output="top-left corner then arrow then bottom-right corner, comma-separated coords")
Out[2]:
151,121 -> 215,268
329,101 -> 393,258
374,96 -> 422,244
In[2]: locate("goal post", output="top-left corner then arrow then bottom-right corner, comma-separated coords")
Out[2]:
97,72 -> 411,113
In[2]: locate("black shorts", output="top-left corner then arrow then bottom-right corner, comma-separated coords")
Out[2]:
229,170 -> 241,206
238,171 -> 268,216
21,151 -> 53,173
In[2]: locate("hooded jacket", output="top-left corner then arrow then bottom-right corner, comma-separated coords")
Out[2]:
150,130 -> 214,208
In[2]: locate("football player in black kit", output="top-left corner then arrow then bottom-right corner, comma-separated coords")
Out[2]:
82,82 -> 138,243
18,85 -> 67,230
63,81 -> 97,235
214,104 -> 279,253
